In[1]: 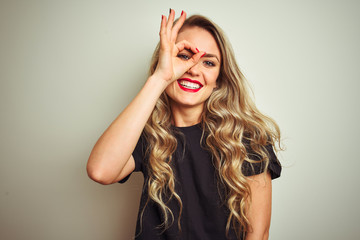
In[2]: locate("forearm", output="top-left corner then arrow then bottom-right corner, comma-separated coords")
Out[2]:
87,76 -> 167,184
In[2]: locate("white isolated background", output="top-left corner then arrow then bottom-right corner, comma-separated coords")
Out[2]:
0,0 -> 359,239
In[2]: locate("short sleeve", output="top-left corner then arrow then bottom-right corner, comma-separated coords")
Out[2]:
241,144 -> 281,180
118,133 -> 148,183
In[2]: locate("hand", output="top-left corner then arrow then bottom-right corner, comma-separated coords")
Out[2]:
152,10 -> 205,85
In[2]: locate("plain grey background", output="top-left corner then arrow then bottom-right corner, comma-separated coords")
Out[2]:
1,0 -> 359,239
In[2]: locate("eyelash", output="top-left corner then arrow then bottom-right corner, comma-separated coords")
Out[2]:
177,54 -> 216,67
177,54 -> 190,60
203,61 -> 215,67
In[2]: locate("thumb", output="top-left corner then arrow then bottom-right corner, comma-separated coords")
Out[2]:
184,51 -> 206,70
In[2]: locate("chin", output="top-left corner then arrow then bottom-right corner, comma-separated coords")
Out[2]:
168,97 -> 202,108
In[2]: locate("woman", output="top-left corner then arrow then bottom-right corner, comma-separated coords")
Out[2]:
87,9 -> 282,240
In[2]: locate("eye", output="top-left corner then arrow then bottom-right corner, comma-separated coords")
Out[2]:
177,54 -> 191,60
203,60 -> 215,67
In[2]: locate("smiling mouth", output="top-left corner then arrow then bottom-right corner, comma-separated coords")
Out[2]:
177,78 -> 203,92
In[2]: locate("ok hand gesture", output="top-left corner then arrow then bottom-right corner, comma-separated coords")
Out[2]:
152,10 -> 205,85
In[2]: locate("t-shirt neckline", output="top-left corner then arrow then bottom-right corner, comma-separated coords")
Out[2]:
172,123 -> 202,132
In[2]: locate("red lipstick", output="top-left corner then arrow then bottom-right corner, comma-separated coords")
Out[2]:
177,78 -> 203,93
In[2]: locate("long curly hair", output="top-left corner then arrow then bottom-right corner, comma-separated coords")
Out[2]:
141,15 -> 281,239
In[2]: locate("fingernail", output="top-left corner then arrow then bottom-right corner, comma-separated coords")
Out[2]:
196,48 -> 199,53
201,52 -> 206,58
181,10 -> 184,16
169,8 -> 172,14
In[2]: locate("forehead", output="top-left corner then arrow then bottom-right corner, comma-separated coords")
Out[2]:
177,26 -> 221,61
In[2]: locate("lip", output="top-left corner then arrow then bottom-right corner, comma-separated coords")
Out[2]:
177,78 -> 203,93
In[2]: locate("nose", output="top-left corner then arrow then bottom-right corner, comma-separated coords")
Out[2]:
186,62 -> 201,76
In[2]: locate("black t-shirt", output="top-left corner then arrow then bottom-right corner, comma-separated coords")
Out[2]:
120,124 -> 281,240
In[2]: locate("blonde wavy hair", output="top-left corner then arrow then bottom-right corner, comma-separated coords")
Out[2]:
141,15 -> 281,239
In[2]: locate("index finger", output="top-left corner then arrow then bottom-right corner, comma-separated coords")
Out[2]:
175,40 -> 199,56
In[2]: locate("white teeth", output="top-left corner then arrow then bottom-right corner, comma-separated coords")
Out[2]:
179,80 -> 201,89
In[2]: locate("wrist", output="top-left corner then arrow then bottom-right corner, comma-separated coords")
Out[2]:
146,74 -> 170,92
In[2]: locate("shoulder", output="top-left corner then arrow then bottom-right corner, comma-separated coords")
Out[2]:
242,141 -> 282,179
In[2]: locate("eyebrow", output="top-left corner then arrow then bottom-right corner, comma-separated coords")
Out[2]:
202,53 -> 220,63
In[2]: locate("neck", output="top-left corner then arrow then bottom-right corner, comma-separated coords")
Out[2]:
170,102 -> 204,127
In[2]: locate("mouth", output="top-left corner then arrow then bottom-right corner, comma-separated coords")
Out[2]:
177,78 -> 203,93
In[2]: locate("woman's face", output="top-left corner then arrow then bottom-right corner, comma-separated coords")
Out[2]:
165,26 -> 221,110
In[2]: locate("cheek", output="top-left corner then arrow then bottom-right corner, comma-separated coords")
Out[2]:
165,81 -> 177,96
204,71 -> 219,88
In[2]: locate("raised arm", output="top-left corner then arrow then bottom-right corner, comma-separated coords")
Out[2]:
86,10 -> 204,185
